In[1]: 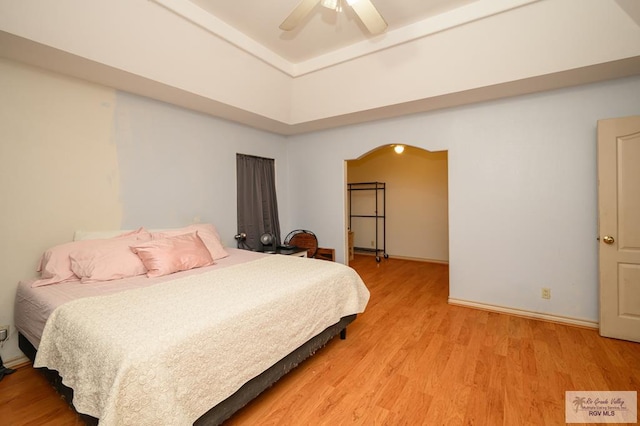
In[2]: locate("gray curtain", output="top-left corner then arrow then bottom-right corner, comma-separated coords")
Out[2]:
236,154 -> 281,250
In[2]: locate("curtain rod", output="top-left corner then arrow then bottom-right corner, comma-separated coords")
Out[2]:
237,153 -> 275,161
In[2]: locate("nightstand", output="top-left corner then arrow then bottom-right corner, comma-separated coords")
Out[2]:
261,247 -> 307,257
277,247 -> 307,257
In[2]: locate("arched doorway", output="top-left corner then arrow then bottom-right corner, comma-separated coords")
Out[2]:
345,144 -> 449,265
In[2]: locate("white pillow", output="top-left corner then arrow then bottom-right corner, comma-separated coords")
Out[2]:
74,230 -> 135,241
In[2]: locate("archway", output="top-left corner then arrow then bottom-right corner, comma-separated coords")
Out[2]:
345,144 -> 449,265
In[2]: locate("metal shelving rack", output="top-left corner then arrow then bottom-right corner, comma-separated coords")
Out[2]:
348,181 -> 388,262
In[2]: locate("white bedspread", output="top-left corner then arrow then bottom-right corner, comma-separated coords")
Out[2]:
34,255 -> 370,425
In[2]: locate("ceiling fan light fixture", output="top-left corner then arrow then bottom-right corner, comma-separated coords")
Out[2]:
321,0 -> 339,10
280,0 -> 387,34
394,144 -> 405,154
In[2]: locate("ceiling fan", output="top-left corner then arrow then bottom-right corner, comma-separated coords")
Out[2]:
280,0 -> 388,35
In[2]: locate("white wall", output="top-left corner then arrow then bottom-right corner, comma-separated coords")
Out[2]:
2,0 -> 638,132
112,92 -> 290,243
0,59 -> 121,362
287,75 -> 640,324
0,59 -> 289,364
291,0 -> 640,123
0,0 -> 292,125
348,147 -> 449,262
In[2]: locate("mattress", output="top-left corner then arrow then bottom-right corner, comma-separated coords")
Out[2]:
15,248 -> 264,349
17,248 -> 370,425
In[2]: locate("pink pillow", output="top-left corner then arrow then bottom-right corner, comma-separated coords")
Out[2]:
70,238 -> 150,283
151,224 -> 228,260
131,232 -> 214,278
33,228 -> 151,287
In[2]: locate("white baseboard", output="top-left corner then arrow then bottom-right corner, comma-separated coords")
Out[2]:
448,298 -> 599,329
389,254 -> 449,264
356,251 -> 449,264
5,355 -> 29,368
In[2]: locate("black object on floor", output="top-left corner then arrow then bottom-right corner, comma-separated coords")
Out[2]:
0,355 -> 15,381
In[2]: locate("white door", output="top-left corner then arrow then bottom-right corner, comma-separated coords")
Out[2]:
597,115 -> 640,343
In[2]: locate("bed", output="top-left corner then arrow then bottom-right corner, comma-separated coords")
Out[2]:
14,224 -> 370,425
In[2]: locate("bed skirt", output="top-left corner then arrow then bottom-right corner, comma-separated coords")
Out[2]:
19,314 -> 356,425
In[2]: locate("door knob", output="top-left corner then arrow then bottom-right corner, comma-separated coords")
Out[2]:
603,235 -> 615,245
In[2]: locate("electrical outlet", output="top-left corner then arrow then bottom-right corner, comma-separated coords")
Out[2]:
370,240 -> 375,247
0,325 -> 8,342
541,288 -> 551,300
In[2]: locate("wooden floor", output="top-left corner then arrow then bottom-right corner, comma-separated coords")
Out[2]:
1,256 -> 639,425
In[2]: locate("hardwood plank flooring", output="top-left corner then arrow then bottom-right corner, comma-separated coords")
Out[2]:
1,256 -> 638,425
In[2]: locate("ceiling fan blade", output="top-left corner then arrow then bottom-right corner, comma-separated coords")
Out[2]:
350,0 -> 388,35
279,0 -> 321,31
